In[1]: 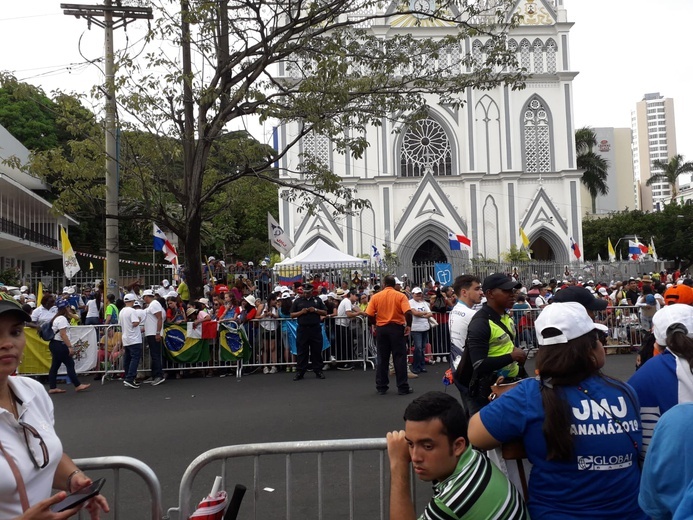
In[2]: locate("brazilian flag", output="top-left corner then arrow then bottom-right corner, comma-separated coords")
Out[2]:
162,324 -> 211,364
219,322 -> 251,362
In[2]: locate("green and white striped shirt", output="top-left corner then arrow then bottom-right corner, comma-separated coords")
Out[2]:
421,447 -> 529,520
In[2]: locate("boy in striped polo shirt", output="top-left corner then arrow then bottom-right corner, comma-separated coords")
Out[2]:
387,391 -> 528,520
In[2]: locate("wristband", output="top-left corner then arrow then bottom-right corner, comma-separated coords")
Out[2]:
66,469 -> 82,492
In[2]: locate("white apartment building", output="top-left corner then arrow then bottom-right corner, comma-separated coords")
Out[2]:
631,93 -> 678,211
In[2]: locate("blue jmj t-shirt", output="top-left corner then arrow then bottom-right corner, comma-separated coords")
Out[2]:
479,375 -> 646,519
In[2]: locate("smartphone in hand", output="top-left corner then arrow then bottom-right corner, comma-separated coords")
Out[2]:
50,477 -> 106,513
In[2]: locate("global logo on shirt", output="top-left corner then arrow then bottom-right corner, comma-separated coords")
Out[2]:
577,453 -> 633,471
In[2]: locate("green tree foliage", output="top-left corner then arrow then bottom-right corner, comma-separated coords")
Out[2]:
575,126 -> 609,214
646,154 -> 693,199
23,1 -> 526,297
582,202 -> 693,267
501,245 -> 531,262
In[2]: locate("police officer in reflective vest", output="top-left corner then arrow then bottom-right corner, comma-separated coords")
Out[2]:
455,273 -> 528,417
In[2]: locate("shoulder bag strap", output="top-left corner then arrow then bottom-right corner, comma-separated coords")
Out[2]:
0,439 -> 30,512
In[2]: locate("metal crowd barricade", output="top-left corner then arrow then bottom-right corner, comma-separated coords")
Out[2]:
168,438 -> 424,520
72,456 -> 164,520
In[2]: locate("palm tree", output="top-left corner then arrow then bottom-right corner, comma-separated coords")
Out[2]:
646,154 -> 693,201
575,127 -> 609,214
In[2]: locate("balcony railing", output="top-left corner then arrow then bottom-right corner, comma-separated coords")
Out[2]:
0,217 -> 58,248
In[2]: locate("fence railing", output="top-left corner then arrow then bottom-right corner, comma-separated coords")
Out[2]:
19,304 -> 643,379
167,438 -> 406,520
72,456 -> 163,520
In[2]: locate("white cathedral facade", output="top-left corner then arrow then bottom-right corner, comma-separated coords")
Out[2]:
276,0 -> 582,266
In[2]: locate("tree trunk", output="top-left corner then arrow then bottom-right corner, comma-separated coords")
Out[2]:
184,210 -> 204,300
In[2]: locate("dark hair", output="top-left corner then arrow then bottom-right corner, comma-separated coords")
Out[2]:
516,294 -> 526,303
666,327 -> 693,374
403,391 -> 468,445
41,294 -> 54,307
107,293 -> 116,303
453,275 -> 480,296
535,331 -> 601,461
383,275 -> 396,288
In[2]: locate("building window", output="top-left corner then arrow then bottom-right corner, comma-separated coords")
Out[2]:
523,97 -> 552,173
400,118 -> 452,177
533,39 -> 544,73
519,39 -> 531,70
546,39 -> 557,73
301,131 -> 330,167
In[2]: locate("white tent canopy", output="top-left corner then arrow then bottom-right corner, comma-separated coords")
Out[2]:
275,239 -> 366,266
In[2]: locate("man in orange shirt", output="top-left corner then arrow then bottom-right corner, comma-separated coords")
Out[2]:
366,275 -> 413,395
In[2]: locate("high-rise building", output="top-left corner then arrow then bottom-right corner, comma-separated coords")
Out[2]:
580,127 -> 636,215
631,93 -> 677,211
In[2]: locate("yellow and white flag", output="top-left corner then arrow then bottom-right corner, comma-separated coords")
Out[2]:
649,239 -> 658,261
519,227 -> 531,259
607,237 -> 616,262
60,226 -> 81,279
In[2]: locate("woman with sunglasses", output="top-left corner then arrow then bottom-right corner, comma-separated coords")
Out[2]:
468,302 -> 646,519
0,292 -> 109,518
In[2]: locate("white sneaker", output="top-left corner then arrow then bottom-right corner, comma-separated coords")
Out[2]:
263,366 -> 270,374
442,356 -> 448,363
322,364 -> 330,371
269,366 -> 277,374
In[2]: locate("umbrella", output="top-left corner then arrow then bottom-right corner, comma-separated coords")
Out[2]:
190,477 -> 228,520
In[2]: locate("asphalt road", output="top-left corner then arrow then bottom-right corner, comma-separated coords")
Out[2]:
49,352 -> 639,519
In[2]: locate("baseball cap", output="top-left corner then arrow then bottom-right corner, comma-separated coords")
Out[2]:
142,289 -> 155,297
664,285 -> 693,306
162,279 -> 170,287
166,291 -> 179,299
598,287 -> 608,296
652,304 -> 693,346
56,298 -> 70,309
20,286 -> 28,293
302,283 -> 314,291
531,279 -> 543,287
248,261 -> 254,266
0,292 -> 31,321
551,286 -> 608,311
281,292 -> 292,300
481,274 -> 522,292
208,256 -> 215,262
261,261 -> 268,266
133,300 -> 142,308
411,287 -> 423,294
394,277 -> 403,286
535,302 -> 608,346
123,294 -> 137,302
645,294 -> 656,306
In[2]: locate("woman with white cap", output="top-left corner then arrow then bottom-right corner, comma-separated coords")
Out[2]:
628,304 -> 693,458
47,300 -> 90,394
469,302 -> 645,519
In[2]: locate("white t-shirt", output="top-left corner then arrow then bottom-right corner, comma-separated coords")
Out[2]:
336,298 -> 353,328
143,299 -> 165,336
449,301 -> 477,369
0,377 -> 63,518
31,306 -> 56,325
534,295 -> 548,308
119,306 -> 143,346
408,298 -> 431,332
86,299 -> 100,318
51,315 -> 70,342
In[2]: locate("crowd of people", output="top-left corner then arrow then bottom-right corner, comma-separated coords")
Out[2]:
2,264 -> 693,517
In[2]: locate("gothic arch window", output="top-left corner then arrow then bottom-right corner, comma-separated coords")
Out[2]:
507,39 -> 518,72
482,195 -> 500,260
519,39 -> 531,71
301,130 -> 330,169
400,117 -> 453,177
522,97 -> 553,173
472,40 -> 484,69
532,39 -> 544,73
546,39 -> 557,73
474,95 -> 502,174
359,207 -> 376,255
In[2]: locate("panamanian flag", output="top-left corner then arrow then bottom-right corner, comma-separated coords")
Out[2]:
153,224 -> 178,265
448,230 -> 471,250
570,237 -> 581,259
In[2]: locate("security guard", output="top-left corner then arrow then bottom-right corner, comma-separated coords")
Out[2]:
290,282 -> 328,380
455,273 -> 527,417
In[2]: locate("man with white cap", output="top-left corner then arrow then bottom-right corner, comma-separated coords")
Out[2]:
119,294 -> 143,389
142,290 -> 165,386
157,279 -> 171,298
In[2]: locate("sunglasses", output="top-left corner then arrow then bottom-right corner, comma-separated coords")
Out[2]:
19,421 -> 49,469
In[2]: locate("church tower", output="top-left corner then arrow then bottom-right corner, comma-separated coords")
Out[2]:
277,0 -> 582,267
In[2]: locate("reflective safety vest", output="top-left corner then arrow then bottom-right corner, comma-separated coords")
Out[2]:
488,315 -> 518,378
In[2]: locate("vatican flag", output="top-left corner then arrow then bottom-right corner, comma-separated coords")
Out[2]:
519,227 -> 530,248
607,237 -> 616,263
60,226 -> 81,279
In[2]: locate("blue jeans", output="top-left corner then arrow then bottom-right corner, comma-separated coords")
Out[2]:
410,330 -> 429,373
48,340 -> 81,388
123,342 -> 143,382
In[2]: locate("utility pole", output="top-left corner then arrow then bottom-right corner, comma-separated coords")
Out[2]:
61,2 -> 152,296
